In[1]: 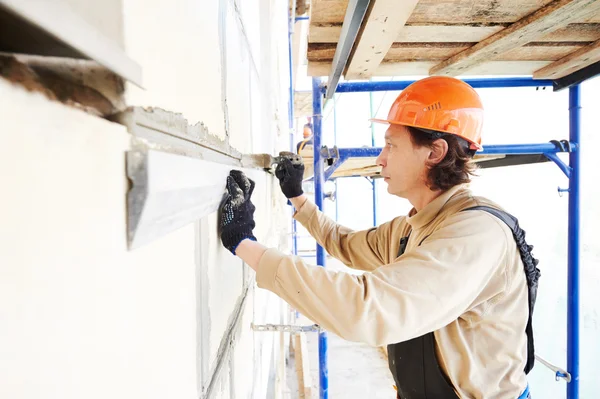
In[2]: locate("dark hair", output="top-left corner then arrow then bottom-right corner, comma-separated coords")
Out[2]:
406,126 -> 478,191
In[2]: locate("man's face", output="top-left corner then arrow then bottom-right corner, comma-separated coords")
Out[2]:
376,124 -> 430,198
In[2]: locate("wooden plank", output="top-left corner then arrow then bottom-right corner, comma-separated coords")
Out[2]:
384,43 -> 470,61
309,0 -> 600,25
533,38 -> 600,78
309,24 -> 502,43
386,43 -> 582,62
501,43 -> 584,61
395,25 -> 505,44
310,0 -> 350,24
381,61 -> 552,76
408,0 -> 554,24
345,0 -> 419,80
307,43 -> 336,61
407,0 -> 600,24
309,42 -> 469,62
541,23 -> 600,41
583,9 -> 600,22
294,333 -> 313,399
429,0 -> 600,76
308,60 -> 552,77
308,43 -> 582,62
309,23 -> 600,44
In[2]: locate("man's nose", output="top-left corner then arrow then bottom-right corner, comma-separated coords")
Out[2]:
376,148 -> 386,167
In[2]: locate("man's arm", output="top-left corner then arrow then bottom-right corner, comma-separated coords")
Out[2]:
253,211 -> 509,347
275,158 -> 391,271
289,194 -> 308,210
219,170 -> 508,347
291,194 -> 394,271
234,196 -> 390,273
235,239 -> 266,272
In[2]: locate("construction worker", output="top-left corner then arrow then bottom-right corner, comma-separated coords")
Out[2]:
296,117 -> 314,153
218,76 -> 540,399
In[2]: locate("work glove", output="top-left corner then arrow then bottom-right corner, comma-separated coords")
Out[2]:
275,156 -> 305,198
218,170 -> 257,254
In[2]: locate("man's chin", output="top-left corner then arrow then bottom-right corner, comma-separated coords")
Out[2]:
386,184 -> 407,199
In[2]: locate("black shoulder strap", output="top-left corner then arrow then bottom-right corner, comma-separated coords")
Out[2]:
465,205 -> 517,231
463,205 -> 540,374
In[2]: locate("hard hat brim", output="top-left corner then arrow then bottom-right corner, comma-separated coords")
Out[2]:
368,118 -> 482,151
369,118 -> 392,125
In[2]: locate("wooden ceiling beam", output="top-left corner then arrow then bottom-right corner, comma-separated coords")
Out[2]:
429,0 -> 600,76
308,42 -> 587,63
534,38 -> 600,78
344,0 -> 419,80
308,60 -> 552,77
309,24 -> 600,44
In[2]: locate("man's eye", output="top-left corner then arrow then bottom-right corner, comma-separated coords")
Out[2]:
386,143 -> 393,148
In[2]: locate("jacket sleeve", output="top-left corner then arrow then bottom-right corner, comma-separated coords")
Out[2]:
293,200 -> 395,272
257,211 -> 510,346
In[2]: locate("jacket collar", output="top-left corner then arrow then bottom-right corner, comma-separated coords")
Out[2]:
406,184 -> 466,230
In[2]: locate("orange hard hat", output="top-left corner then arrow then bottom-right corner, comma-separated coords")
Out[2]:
371,76 -> 484,150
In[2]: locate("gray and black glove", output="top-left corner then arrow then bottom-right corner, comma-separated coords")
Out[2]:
275,157 -> 305,198
219,170 -> 257,254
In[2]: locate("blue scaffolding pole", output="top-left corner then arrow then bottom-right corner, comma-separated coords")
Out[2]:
334,77 -> 554,92
567,85 -> 581,399
312,77 -> 329,399
311,77 -> 582,399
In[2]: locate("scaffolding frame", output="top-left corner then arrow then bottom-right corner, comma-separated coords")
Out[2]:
302,77 -> 583,399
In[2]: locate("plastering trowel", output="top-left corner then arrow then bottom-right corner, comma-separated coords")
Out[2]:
241,151 -> 304,173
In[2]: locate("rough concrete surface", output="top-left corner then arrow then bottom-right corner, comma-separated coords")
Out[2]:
0,78 -> 199,399
1,1 -> 293,398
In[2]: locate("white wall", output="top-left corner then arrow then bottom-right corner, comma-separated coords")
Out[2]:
0,81 -> 199,399
0,0 -> 293,398
122,0 -> 292,395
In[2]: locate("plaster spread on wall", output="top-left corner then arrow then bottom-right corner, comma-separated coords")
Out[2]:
119,105 -> 275,249
117,107 -> 243,163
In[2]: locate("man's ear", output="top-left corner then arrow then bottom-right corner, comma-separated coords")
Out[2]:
427,139 -> 449,166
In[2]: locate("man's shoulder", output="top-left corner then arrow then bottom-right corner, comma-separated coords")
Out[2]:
439,188 -> 514,238
446,187 -> 508,215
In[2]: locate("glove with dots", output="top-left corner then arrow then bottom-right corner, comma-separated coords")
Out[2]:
218,170 -> 257,254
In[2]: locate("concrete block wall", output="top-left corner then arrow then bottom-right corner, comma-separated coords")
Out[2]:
0,0 -> 293,398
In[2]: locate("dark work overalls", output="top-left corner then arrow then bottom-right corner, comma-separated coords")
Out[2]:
388,206 -> 540,399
